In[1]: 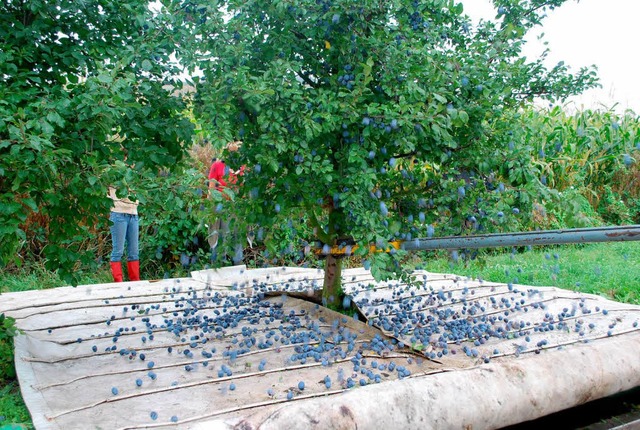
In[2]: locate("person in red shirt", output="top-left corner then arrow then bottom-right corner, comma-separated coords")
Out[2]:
208,141 -> 243,193
207,141 -> 244,251
207,157 -> 224,191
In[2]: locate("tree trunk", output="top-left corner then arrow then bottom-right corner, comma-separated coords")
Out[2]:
322,253 -> 343,309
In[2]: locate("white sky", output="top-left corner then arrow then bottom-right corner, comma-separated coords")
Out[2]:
461,0 -> 640,114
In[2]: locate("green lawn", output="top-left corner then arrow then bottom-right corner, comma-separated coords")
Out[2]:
417,241 -> 640,305
1,241 -> 639,427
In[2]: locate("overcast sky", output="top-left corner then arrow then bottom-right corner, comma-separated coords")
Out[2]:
461,0 -> 640,114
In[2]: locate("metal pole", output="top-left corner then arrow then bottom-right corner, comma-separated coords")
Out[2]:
400,225 -> 640,251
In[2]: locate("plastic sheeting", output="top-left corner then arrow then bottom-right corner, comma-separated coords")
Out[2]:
1,265 -> 639,429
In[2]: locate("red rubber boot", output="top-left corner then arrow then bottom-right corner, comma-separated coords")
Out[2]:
127,260 -> 140,281
110,262 -> 123,282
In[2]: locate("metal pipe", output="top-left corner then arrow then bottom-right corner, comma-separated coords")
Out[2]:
401,225 -> 640,251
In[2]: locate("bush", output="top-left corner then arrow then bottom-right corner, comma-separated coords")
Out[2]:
0,313 -> 19,381
129,164 -> 214,278
597,186 -> 633,225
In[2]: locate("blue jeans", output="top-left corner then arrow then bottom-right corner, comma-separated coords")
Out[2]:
109,212 -> 139,262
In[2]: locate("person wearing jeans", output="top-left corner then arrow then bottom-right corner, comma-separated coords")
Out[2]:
108,186 -> 140,282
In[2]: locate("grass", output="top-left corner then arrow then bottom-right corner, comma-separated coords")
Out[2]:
417,241 -> 640,305
0,241 -> 639,427
0,381 -> 31,429
0,264 -> 112,294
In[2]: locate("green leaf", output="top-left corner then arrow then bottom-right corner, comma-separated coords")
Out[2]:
21,198 -> 38,212
97,73 -> 112,84
433,93 -> 447,104
46,111 -> 64,126
39,121 -> 54,136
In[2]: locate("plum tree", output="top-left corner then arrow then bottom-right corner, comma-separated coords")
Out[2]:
186,0 -> 598,307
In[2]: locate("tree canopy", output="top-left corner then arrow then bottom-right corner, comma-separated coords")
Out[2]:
187,0 -> 598,306
1,0 -> 602,294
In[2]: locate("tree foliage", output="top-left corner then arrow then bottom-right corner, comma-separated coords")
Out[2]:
187,0 -> 598,305
0,0 -> 194,281
0,0 -> 604,295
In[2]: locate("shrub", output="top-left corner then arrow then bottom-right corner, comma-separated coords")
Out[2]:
0,313 -> 19,381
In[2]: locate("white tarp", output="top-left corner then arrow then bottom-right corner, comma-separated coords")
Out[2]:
1,265 -> 639,429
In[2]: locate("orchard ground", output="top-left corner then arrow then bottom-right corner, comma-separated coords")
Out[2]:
1,244 -> 637,426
